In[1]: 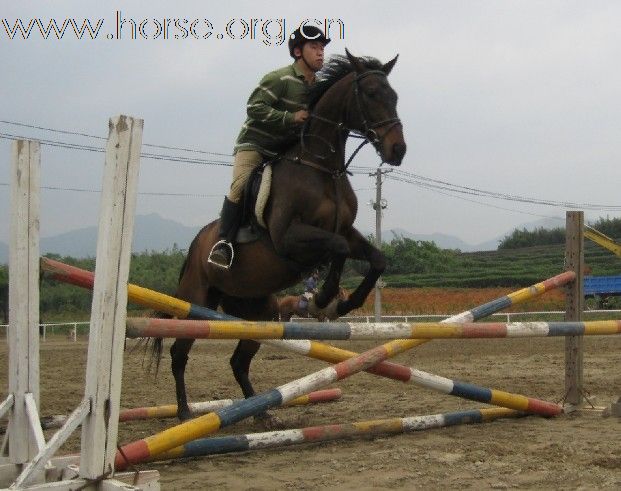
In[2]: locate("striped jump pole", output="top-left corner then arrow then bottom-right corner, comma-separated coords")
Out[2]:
31,389 -> 342,431
150,407 -> 523,461
113,337 -> 435,468
41,258 -> 574,327
43,258 -> 568,467
42,257 -> 570,418
125,318 -> 621,341
41,257 -> 575,379
42,258 -> 569,408
114,327 -> 563,469
119,388 -> 342,421
40,257 -> 228,320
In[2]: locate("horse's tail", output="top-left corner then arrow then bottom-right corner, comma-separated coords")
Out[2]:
149,336 -> 164,375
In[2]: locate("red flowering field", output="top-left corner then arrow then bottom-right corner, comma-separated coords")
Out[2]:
356,287 -> 566,315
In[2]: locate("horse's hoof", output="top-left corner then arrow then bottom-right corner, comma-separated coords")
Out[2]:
177,408 -> 193,421
307,295 -> 341,321
323,298 -> 341,320
307,296 -> 321,316
254,412 -> 284,430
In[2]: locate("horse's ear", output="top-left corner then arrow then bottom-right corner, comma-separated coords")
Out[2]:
382,54 -> 399,75
345,48 -> 365,73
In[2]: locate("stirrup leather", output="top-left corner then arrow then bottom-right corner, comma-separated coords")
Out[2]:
208,240 -> 235,269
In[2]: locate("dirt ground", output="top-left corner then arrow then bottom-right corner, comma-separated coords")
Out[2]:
1,333 -> 620,490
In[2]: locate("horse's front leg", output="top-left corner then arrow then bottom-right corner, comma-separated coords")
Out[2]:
280,222 -> 349,308
336,228 -> 386,317
314,255 -> 346,309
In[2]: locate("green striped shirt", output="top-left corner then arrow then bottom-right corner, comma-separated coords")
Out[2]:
234,63 -> 313,157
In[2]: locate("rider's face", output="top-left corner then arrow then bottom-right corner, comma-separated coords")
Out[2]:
300,41 -> 325,71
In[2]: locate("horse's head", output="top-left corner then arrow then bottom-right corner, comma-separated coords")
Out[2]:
345,49 -> 406,166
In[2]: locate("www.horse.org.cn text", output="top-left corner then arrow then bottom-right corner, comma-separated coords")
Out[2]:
1,12 -> 346,46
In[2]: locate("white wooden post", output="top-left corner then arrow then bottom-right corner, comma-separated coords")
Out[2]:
5,121 -> 157,490
79,115 -> 143,478
564,211 -> 584,409
7,140 -> 44,464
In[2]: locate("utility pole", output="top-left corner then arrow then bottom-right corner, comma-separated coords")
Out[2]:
370,168 -> 392,322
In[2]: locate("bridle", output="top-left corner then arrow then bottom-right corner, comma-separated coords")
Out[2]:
352,70 -> 402,149
295,69 -> 402,178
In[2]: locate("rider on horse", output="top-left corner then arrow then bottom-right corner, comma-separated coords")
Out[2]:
208,25 -> 331,269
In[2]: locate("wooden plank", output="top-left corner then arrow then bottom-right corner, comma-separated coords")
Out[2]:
104,471 -> 161,490
79,115 -> 143,479
0,395 -> 14,421
8,140 -> 40,463
564,211 -> 584,408
24,393 -> 45,452
13,399 -> 89,488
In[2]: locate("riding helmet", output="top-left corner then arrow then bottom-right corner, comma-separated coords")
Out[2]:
288,25 -> 331,58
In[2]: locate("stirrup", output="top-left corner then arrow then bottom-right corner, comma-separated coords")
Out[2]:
208,239 -> 235,269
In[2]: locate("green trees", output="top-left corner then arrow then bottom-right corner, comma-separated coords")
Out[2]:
590,217 -> 621,239
498,217 -> 621,250
382,237 -> 457,275
3,216 -> 620,320
498,227 -> 565,249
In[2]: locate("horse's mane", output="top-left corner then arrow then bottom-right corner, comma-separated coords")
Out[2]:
308,54 -> 383,109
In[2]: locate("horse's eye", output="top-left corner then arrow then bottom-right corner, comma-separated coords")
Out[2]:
366,91 -> 377,99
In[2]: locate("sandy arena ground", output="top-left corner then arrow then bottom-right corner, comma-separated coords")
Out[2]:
1,334 -> 620,490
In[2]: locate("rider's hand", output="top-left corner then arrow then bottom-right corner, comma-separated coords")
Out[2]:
293,110 -> 309,124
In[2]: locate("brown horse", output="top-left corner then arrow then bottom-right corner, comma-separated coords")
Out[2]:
154,50 -> 406,423
278,287 -> 349,321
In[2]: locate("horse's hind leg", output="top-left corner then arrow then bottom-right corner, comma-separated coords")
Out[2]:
230,339 -> 261,399
223,295 -> 283,429
171,285 -> 222,421
170,338 -> 195,421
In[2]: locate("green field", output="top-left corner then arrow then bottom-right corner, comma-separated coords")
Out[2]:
345,241 -> 621,288
1,239 -> 620,322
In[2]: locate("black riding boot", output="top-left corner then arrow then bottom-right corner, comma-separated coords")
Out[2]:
208,197 -> 243,269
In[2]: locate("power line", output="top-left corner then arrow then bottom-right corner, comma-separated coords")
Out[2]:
0,133 -> 233,167
0,119 -> 233,157
388,170 -> 621,211
0,182 -> 222,198
2,120 -> 618,213
0,133 -> 378,171
385,176 -> 565,222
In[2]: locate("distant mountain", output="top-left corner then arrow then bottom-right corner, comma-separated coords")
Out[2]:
0,214 -> 569,264
386,228 -> 479,251
367,228 -> 500,252
377,218 -> 565,252
0,213 -> 202,263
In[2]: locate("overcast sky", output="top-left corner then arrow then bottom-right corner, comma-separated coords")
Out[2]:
1,1 -> 620,247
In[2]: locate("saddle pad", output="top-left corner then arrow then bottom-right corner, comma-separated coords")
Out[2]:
254,164 -> 272,228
